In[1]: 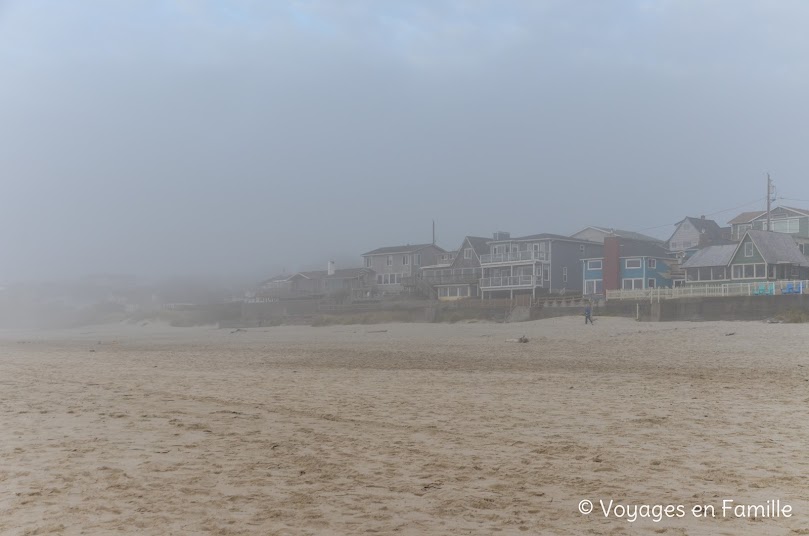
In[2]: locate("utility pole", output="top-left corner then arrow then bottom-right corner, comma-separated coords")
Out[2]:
766,174 -> 773,231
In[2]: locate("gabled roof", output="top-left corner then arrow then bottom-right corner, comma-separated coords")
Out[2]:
464,236 -> 491,257
259,273 -> 295,285
616,239 -> 671,258
667,216 -> 725,248
682,245 -> 738,268
489,233 -> 599,244
728,211 -> 765,225
362,243 -> 443,256
780,206 -> 809,217
575,226 -> 663,243
737,230 -> 809,266
293,270 -> 327,280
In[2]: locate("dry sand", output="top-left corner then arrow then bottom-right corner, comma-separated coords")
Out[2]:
1,317 -> 808,535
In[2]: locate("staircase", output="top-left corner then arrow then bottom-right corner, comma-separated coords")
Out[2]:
670,257 -> 686,285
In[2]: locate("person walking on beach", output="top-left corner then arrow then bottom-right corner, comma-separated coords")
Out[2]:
584,302 -> 593,325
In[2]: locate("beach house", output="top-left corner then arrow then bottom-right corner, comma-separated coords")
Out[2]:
580,237 -> 675,296
478,232 -> 602,299
419,236 -> 489,300
361,243 -> 446,295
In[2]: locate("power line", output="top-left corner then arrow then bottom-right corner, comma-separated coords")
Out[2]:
633,197 -> 764,233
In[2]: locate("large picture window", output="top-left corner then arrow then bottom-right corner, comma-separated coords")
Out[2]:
587,260 -> 602,270
584,279 -> 603,294
625,259 -> 642,269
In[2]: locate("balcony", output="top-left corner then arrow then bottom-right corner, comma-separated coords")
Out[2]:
479,275 -> 537,289
421,268 -> 483,285
480,250 -> 547,264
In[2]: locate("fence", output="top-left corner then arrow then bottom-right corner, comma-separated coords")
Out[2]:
605,280 -> 809,302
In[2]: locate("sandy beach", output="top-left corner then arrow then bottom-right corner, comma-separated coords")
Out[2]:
1,317 -> 808,535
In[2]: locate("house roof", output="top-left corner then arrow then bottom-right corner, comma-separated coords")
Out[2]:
464,236 -> 491,256
728,211 -> 765,225
576,226 -> 663,243
682,245 -> 738,268
489,233 -> 599,244
727,206 -> 809,225
615,239 -> 671,258
362,243 -> 443,256
259,273 -> 295,285
666,216 -> 725,249
742,230 -> 809,266
780,206 -> 809,217
324,267 -> 372,279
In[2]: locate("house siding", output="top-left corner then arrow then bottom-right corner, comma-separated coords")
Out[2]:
363,245 -> 445,293
452,239 -> 482,269
668,221 -> 702,250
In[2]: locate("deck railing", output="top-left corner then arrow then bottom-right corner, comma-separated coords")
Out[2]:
479,275 -> 536,289
605,280 -> 809,302
480,250 -> 548,264
421,268 -> 483,284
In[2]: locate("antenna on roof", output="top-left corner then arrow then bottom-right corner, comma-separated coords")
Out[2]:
766,173 -> 774,231
432,220 -> 435,245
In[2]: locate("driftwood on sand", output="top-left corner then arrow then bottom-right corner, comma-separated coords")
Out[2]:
506,336 -> 529,343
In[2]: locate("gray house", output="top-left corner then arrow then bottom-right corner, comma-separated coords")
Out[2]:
361,243 -> 446,295
479,232 -> 603,299
420,236 -> 489,300
666,216 -> 730,252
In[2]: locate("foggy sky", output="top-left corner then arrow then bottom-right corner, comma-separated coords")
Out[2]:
3,0 -> 809,283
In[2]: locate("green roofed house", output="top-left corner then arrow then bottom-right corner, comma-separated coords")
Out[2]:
728,230 -> 809,281
683,230 -> 809,285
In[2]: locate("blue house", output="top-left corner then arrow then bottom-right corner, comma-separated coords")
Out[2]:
581,237 -> 676,295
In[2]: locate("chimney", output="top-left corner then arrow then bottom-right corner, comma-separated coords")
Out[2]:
700,215 -> 705,220
327,261 -> 335,276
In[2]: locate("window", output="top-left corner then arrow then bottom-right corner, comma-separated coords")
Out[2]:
765,218 -> 799,234
735,224 -> 752,240
403,255 -> 409,265
464,248 -> 472,259
648,278 -> 656,288
732,264 -> 765,279
365,257 -> 372,268
377,274 -> 383,284
800,244 -> 806,254
386,255 -> 393,266
587,260 -> 602,270
562,267 -> 567,283
625,258 -> 642,269
579,245 -> 585,252
622,278 -> 643,289
744,242 -> 753,257
543,266 -> 550,281
647,258 -> 656,269
584,279 -> 603,295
